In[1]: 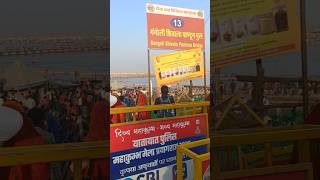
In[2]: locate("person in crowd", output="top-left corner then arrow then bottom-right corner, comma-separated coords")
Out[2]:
136,90 -> 150,120
83,99 -> 108,180
154,85 -> 175,118
118,95 -> 132,122
46,108 -> 63,144
110,94 -> 126,124
0,100 -> 49,180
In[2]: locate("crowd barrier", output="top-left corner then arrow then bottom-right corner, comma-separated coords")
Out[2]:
177,138 -> 210,180
0,141 -> 107,180
111,102 -> 210,179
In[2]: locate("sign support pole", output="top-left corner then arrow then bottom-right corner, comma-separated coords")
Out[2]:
203,50 -> 207,100
147,49 -> 152,105
301,0 -> 309,118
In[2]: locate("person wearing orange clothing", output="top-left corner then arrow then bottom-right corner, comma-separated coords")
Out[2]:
136,91 -> 150,120
110,94 -> 126,124
0,100 -> 49,180
83,99 -> 108,180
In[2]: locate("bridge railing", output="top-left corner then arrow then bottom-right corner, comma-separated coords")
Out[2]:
0,141 -> 108,180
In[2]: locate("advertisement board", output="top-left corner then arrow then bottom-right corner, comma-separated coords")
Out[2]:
147,3 -> 205,50
110,114 -> 208,180
211,0 -> 300,67
153,48 -> 204,86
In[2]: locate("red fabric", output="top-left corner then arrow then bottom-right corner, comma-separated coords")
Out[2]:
137,93 -> 150,120
1,101 -> 49,180
84,100 -> 108,180
111,101 -> 126,124
85,100 -> 108,141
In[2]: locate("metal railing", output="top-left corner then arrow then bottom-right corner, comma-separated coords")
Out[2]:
110,101 -> 210,121
0,141 -> 108,180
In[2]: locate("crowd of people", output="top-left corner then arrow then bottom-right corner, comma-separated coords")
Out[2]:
110,85 -> 179,123
0,80 -> 108,180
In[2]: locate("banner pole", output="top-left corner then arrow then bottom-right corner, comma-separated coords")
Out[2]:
147,49 -> 152,105
203,50 -> 207,100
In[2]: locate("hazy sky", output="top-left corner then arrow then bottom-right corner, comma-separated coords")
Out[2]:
0,0 -> 108,36
110,0 -> 320,76
110,0 -> 210,73
3,0 -> 320,76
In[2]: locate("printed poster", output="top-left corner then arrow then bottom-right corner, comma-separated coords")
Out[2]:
211,0 -> 300,67
153,48 -> 204,86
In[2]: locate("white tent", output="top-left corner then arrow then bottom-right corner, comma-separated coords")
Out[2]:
0,61 -> 47,90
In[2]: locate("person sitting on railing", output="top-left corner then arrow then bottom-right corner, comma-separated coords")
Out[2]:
0,100 -> 49,180
154,85 -> 176,118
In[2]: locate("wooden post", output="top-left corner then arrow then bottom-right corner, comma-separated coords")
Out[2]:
213,147 -> 221,180
189,80 -> 193,98
297,140 -> 310,162
211,68 -> 220,180
214,68 -> 221,104
73,160 -> 82,180
256,59 -> 264,110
